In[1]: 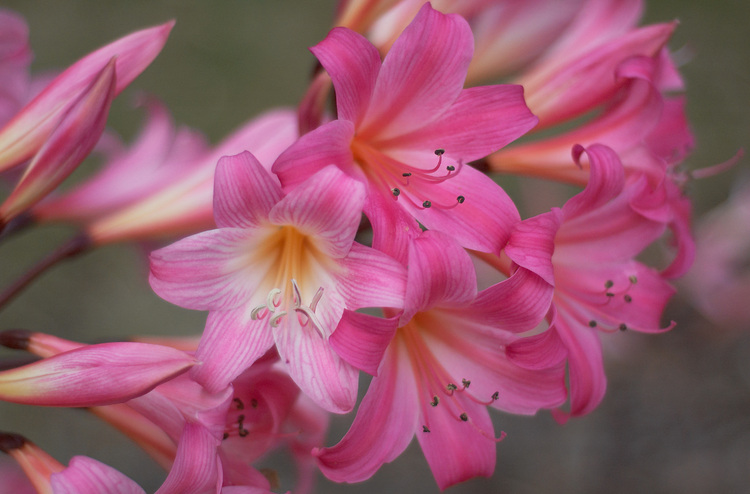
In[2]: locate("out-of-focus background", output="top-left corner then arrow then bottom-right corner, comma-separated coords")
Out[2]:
1,1 -> 749,493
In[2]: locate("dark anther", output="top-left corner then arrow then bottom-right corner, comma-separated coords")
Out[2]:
456,195 -> 465,204
434,149 -> 445,156
392,188 -> 401,197
402,172 -> 412,177
423,425 -> 431,433
422,200 -> 432,208
619,323 -> 628,331
588,320 -> 598,328
604,280 -> 614,289
491,391 -> 499,401
606,292 -> 615,298
446,165 -> 455,171
233,398 -> 244,410
430,396 -> 439,407
446,383 -> 458,391
629,275 -> 638,284
624,294 -> 632,303
239,427 -> 249,437
460,413 -> 468,422
462,378 -> 471,388
237,414 -> 245,424
250,398 -> 259,408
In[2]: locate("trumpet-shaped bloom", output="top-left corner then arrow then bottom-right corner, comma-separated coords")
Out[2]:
0,341 -> 195,407
150,152 -> 406,412
317,231 -> 565,489
274,3 -> 537,260
0,20 -> 173,173
505,144 -> 676,417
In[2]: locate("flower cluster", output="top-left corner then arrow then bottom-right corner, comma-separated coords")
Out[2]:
0,1 -> 698,492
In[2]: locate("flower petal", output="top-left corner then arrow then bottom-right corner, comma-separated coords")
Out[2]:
50,456 -> 145,494
155,423 -> 222,494
330,310 -> 399,376
336,242 -> 407,309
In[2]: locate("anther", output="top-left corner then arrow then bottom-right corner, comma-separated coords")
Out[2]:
589,320 -> 598,328
629,275 -> 638,284
605,292 -> 615,298
239,427 -> 249,437
422,200 -> 432,208
491,391 -> 499,401
391,188 -> 400,197
619,323 -> 628,331
462,378 -> 471,388
604,280 -> 614,289
430,396 -> 439,407
250,398 -> 258,408
423,426 -> 431,433
434,149 -> 445,156
402,172 -> 412,177
446,383 -> 458,392
446,165 -> 455,171
456,195 -> 465,204
460,413 -> 469,422
624,294 -> 632,303
233,398 -> 245,410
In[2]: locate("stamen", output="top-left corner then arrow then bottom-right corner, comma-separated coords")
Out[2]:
233,398 -> 244,410
434,149 -> 445,156
446,383 -> 458,393
462,378 -> 471,388
391,188 -> 400,197
588,320 -> 598,328
619,323 -> 628,331
430,396 -> 439,407
491,391 -> 499,401
422,200 -> 432,209
422,425 -> 431,433
459,413 -> 468,422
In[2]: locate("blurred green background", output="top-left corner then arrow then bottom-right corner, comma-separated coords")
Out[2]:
1,1 -> 749,493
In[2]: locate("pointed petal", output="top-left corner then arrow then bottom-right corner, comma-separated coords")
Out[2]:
359,4 -> 473,140
381,85 -> 538,162
155,423 -> 222,494
330,310 -> 399,375
0,59 -> 116,222
50,456 -> 145,494
315,341 -> 419,482
311,27 -> 380,126
273,310 -> 359,413
213,151 -> 282,229
505,210 -> 562,286
272,119 -> 355,190
0,21 -> 173,171
269,166 -> 365,258
191,308 -> 275,394
363,182 -> 421,265
0,342 -> 195,407
563,144 -> 625,218
417,391 -> 495,490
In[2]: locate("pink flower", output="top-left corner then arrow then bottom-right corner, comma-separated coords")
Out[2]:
0,9 -> 32,128
149,152 -> 406,412
317,231 -> 565,489
274,3 -> 537,260
0,20 -> 174,173
504,144 -> 676,417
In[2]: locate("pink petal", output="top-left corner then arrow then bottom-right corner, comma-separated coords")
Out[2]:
155,423 -> 222,494
213,151 -> 282,229
149,228 -> 262,311
50,456 -> 145,494
417,388 -> 496,490
563,144 -> 625,218
0,342 -> 195,407
358,3 -> 473,140
505,210 -> 562,286
0,21 -> 173,171
336,242 -> 407,309
402,230 -> 477,322
191,308 -> 275,393
269,165 -> 365,259
362,181 -> 421,265
330,310 -> 399,375
315,341 -> 419,482
0,58 -> 115,222
506,324 -> 568,371
272,119 -> 355,191
273,310 -> 359,413
380,84 -> 538,162
311,27 -> 381,126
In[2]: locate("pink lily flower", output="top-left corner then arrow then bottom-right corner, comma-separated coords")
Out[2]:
150,152 -> 406,412
317,230 -> 566,489
85,108 -> 297,245
274,3 -> 537,259
32,97 -> 209,224
0,340 -> 196,407
0,9 -> 32,128
504,144 -> 676,417
0,58 -> 116,225
0,20 -> 174,173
